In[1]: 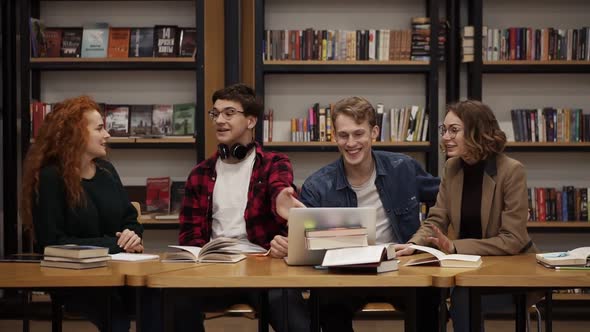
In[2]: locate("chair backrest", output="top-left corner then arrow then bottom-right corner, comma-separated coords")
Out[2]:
131,201 -> 142,221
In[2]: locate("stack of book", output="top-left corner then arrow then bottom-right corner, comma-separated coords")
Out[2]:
462,26 -> 474,62
305,227 -> 368,250
41,245 -> 110,269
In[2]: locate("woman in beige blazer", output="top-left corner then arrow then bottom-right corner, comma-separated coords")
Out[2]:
395,100 -> 535,332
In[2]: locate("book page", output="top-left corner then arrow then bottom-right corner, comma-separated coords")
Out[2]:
442,254 -> 481,262
408,244 -> 446,260
322,244 -> 390,267
168,245 -> 202,259
109,253 -> 160,262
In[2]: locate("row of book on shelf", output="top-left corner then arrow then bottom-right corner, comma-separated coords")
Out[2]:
30,101 -> 195,138
30,19 -> 196,58
263,17 -> 446,62
509,108 -> 590,143
527,187 -> 589,222
481,26 -> 590,62
262,104 -> 429,143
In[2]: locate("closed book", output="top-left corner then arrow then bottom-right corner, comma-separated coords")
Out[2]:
43,255 -> 111,264
43,245 -> 109,259
329,259 -> 398,274
41,260 -> 108,270
305,227 -> 367,238
405,244 -> 482,268
305,235 -> 368,250
536,247 -> 590,267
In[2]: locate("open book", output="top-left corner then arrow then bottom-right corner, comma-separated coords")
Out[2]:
162,237 -> 260,263
536,247 -> 590,268
405,244 -> 482,268
321,244 -> 398,273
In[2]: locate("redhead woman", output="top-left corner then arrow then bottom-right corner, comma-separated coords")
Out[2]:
21,96 -> 145,332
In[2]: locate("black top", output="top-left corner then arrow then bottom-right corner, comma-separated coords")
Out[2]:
32,159 -> 143,254
459,160 -> 485,240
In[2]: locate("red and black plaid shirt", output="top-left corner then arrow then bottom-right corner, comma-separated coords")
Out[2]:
179,142 -> 293,249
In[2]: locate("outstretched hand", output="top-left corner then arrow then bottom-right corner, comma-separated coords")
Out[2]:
426,224 -> 455,254
276,187 -> 306,220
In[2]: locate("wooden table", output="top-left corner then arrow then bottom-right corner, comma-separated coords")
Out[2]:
109,260 -> 197,332
455,254 -> 590,332
0,262 -> 125,332
148,256 -> 451,332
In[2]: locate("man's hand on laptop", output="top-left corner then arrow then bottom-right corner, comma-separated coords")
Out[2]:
276,187 -> 306,220
270,235 -> 289,258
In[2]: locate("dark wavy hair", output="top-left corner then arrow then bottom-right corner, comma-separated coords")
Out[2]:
21,95 -> 102,226
332,96 -> 377,129
444,100 -> 506,161
212,83 -> 263,119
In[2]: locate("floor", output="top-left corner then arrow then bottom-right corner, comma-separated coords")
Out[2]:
0,318 -> 589,331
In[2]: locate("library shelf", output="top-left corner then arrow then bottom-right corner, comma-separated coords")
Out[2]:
263,60 -> 430,74
30,57 -> 196,71
263,141 -> 431,152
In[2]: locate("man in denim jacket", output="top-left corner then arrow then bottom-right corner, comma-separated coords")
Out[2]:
271,96 -> 441,332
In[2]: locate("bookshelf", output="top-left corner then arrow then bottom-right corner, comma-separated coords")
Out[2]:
13,0 -> 225,250
464,0 -> 590,304
251,0 -> 442,177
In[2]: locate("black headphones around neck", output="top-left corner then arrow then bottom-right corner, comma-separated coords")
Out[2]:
217,142 -> 255,160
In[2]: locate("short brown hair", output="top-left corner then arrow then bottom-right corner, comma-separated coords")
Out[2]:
331,96 -> 377,129
445,100 -> 506,161
212,83 -> 263,119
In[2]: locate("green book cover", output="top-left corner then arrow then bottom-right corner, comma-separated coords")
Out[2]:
172,103 -> 195,136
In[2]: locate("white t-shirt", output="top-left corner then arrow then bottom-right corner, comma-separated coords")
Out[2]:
211,150 -> 256,241
350,167 -> 396,244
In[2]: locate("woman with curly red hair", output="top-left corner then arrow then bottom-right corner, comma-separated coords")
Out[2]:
395,100 -> 536,332
21,95 -> 144,332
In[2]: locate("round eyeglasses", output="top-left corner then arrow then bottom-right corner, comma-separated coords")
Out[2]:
438,125 -> 462,139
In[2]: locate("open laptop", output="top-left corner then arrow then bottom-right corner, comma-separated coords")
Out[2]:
284,207 -> 377,266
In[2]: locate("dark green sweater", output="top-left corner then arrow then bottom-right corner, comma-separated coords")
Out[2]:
33,159 -> 143,254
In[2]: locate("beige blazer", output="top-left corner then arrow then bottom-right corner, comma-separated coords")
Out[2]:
409,153 -> 535,255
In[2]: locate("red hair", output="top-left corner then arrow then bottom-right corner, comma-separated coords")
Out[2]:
21,95 -> 102,225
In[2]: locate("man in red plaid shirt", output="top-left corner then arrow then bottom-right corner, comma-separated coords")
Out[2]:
175,83 -> 309,332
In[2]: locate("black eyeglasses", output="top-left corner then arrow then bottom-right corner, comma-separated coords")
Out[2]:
438,125 -> 463,138
208,108 -> 245,121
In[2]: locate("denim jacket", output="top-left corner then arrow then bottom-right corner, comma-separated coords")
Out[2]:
299,150 -> 440,243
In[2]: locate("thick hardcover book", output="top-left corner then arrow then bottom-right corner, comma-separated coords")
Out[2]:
40,260 -> 108,270
321,244 -> 398,273
43,28 -> 62,57
81,23 -> 109,58
172,103 -> 195,136
30,18 -> 47,57
305,235 -> 368,250
43,245 -> 109,259
146,177 -> 171,213
169,181 -> 185,214
60,28 -> 83,57
129,104 -> 153,136
405,244 -> 482,268
129,27 -> 154,57
152,104 -> 174,136
105,105 -> 130,137
162,237 -> 251,263
178,27 -> 197,57
108,27 -> 130,58
154,25 -> 179,57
